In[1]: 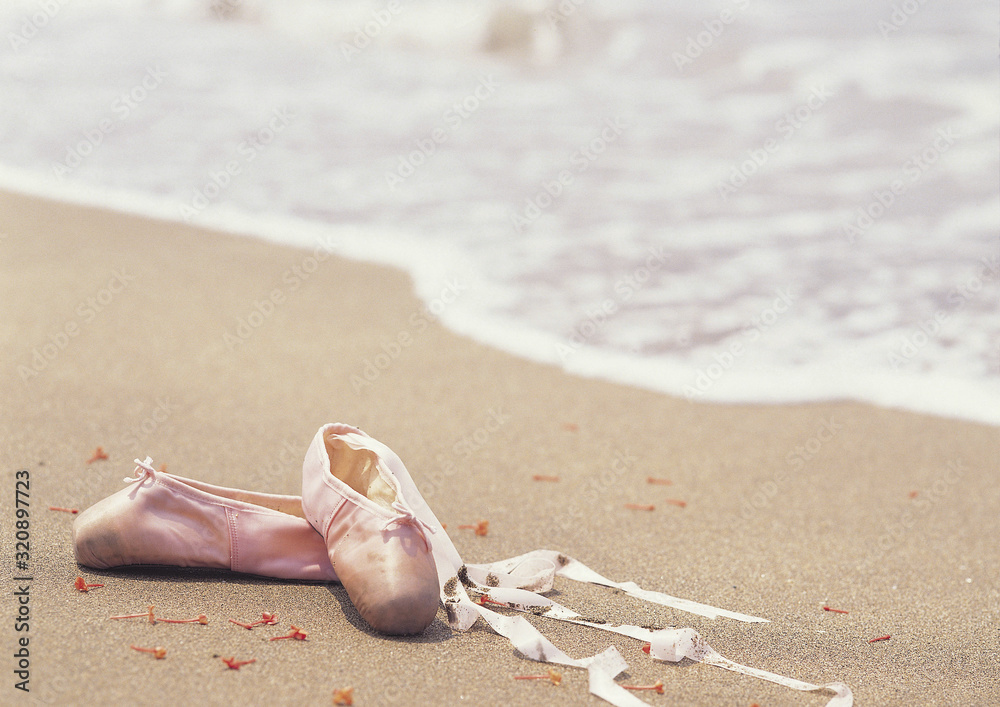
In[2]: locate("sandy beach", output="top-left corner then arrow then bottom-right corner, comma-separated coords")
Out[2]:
2,189 -> 998,706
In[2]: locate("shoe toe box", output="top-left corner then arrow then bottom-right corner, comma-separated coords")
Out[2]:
334,526 -> 440,635
72,503 -> 125,569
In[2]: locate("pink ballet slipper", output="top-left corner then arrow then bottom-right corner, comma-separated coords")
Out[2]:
73,457 -> 336,581
302,424 -> 439,635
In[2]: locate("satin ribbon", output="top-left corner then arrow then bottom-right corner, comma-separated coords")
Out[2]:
430,542 -> 852,706
124,456 -> 157,484
382,500 -> 437,550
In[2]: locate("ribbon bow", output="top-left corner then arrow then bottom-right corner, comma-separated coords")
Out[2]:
124,456 -> 157,484
382,500 -> 436,550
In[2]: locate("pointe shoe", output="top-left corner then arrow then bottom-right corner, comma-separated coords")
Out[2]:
302,424 -> 440,635
73,457 -> 337,582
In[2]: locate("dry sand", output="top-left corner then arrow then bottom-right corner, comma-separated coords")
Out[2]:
1,189 -> 997,706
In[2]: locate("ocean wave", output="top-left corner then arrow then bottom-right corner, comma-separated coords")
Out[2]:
1,0 -> 996,426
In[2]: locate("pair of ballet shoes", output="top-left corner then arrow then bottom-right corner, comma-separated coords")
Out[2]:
73,424 -> 440,636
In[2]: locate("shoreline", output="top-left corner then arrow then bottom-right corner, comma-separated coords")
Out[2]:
1,166 -> 997,428
2,188 -> 998,705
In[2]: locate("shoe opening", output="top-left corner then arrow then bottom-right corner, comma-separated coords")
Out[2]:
325,435 -> 396,511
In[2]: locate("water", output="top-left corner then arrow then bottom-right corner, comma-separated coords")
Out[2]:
2,0 -> 997,425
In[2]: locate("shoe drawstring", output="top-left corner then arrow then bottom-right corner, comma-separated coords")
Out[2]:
383,500 -> 436,550
124,456 -> 157,484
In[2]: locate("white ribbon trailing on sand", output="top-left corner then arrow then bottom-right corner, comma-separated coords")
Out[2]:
369,431 -> 853,706
467,550 -> 769,622
413,519 -> 854,707
646,628 -> 853,706
434,541 -> 854,706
